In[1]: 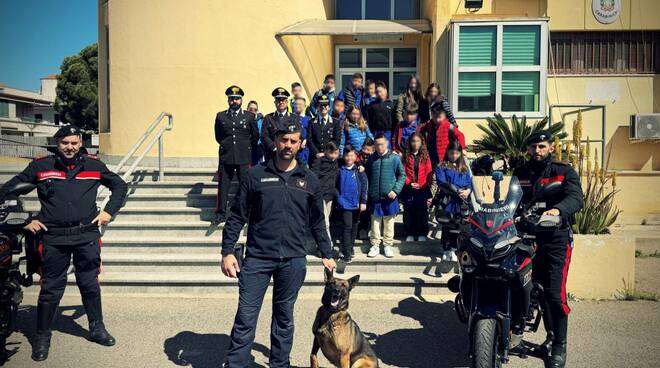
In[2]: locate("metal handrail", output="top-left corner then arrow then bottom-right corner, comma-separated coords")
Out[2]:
98,112 -> 173,211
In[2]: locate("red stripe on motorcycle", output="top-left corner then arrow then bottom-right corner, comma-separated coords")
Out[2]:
75,171 -> 101,180
468,217 -> 513,235
560,242 -> 573,315
517,257 -> 532,271
37,170 -> 66,181
540,175 -> 565,186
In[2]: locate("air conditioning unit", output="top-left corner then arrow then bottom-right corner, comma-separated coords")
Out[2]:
630,114 -> 660,139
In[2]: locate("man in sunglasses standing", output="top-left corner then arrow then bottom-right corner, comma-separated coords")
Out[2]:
214,85 -> 259,225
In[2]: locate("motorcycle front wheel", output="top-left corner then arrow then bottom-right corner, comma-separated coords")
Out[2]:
472,318 -> 502,368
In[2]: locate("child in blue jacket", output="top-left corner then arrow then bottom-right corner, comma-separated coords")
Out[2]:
335,145 -> 368,263
435,140 -> 472,262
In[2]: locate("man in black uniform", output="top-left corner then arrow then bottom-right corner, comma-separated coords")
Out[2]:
513,131 -> 583,368
214,85 -> 259,224
0,126 -> 128,361
261,87 -> 298,161
220,120 -> 336,368
307,95 -> 342,166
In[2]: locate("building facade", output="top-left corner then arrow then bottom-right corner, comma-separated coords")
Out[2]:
98,0 -> 660,222
0,75 -> 61,136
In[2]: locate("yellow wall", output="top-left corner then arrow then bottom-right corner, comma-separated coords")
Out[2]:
99,0 -> 332,158
548,0 -> 660,30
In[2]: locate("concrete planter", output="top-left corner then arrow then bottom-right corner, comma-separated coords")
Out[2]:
568,234 -> 635,299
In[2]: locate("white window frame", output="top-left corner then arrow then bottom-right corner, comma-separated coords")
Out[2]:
335,45 -> 419,98
450,20 -> 548,119
336,0 -> 421,20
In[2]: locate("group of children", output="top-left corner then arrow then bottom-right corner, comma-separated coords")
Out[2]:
310,103 -> 472,263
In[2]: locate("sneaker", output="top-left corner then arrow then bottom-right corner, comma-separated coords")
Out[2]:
418,236 -> 428,242
367,245 -> 380,258
442,250 -> 453,262
405,235 -> 415,242
383,245 -> 394,258
450,252 -> 458,262
344,255 -> 353,264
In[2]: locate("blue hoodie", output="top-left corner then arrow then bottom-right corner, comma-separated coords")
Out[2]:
335,164 -> 368,210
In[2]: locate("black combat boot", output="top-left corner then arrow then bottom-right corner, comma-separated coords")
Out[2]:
548,340 -> 567,368
31,302 -> 58,361
82,296 -> 116,346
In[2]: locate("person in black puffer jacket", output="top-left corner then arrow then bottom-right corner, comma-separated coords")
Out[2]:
312,142 -> 340,230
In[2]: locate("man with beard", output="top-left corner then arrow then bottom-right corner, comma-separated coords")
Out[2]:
214,85 -> 259,224
220,120 -> 336,368
513,131 -> 583,368
0,126 -> 128,361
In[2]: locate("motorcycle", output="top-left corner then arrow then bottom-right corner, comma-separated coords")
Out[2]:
441,171 -> 561,368
0,182 -> 38,365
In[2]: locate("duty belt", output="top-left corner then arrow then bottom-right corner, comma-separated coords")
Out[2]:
46,223 -> 98,235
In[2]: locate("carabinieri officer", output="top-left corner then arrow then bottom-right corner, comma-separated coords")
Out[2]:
0,126 -> 128,361
260,87 -> 298,161
513,130 -> 583,368
214,85 -> 259,224
220,119 -> 336,368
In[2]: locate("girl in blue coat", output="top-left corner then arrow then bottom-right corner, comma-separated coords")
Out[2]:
435,140 -> 472,262
340,105 -> 374,155
335,145 -> 368,263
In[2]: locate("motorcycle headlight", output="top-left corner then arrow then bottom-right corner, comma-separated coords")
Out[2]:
470,237 -> 484,248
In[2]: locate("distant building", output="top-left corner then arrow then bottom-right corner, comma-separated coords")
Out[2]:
0,75 -> 60,136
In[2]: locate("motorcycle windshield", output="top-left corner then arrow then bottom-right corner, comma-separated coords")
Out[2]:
503,177 -> 523,217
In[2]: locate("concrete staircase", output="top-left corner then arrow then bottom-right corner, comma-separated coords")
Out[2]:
1,166 -> 455,297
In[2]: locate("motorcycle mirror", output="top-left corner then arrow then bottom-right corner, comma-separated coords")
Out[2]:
2,182 -> 36,200
437,182 -> 462,202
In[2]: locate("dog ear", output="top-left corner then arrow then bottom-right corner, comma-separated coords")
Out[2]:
324,267 -> 334,282
347,275 -> 360,290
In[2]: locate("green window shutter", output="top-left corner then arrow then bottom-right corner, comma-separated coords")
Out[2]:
459,26 -> 496,66
503,25 -> 540,65
502,72 -> 539,95
0,101 -> 8,118
458,72 -> 495,97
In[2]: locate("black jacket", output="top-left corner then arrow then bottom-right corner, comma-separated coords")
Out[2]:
308,115 -> 342,158
0,153 -> 128,245
214,109 -> 259,165
365,99 -> 395,133
221,160 -> 332,259
261,111 -> 298,154
311,156 -> 339,200
513,156 -> 583,228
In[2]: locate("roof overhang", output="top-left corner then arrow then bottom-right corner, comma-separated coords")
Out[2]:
277,19 -> 432,36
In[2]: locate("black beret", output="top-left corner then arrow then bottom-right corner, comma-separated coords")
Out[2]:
225,85 -> 244,97
272,87 -> 290,99
274,117 -> 302,136
527,130 -> 553,145
318,95 -> 330,106
53,126 -> 82,139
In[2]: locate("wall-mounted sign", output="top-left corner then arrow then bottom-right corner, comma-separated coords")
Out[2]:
592,0 -> 621,24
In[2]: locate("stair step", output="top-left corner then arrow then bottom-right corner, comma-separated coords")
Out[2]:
644,213 -> 660,226
24,270 -> 453,296
113,207 -> 217,221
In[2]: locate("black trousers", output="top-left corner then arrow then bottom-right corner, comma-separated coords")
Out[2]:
224,256 -> 307,368
440,225 -> 459,251
216,163 -> 248,216
403,204 -> 429,237
338,209 -> 360,256
38,239 -> 101,304
533,229 -> 573,344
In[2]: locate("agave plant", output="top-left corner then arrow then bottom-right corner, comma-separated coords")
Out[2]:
469,114 -> 567,172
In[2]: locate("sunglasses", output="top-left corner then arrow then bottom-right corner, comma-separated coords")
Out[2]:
228,96 -> 241,101
275,98 -> 287,102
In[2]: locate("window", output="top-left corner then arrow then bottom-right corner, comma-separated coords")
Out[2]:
336,0 -> 420,20
336,46 -> 418,98
451,21 -> 548,117
34,114 -> 43,122
0,101 -> 8,118
550,31 -> 660,74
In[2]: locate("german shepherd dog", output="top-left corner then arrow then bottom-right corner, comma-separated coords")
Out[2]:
310,269 -> 378,368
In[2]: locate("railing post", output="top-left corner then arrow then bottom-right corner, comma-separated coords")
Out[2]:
158,135 -> 164,182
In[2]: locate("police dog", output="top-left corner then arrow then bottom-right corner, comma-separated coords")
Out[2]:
311,269 -> 378,368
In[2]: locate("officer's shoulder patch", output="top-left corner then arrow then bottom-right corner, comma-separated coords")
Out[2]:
295,178 -> 307,189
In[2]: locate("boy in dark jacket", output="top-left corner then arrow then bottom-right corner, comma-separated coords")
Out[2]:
312,142 -> 340,230
335,145 -> 368,263
365,82 -> 395,147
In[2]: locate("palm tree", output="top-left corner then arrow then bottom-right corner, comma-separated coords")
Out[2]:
469,113 -> 567,172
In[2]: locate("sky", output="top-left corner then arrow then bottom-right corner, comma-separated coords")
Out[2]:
0,0 -> 97,92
